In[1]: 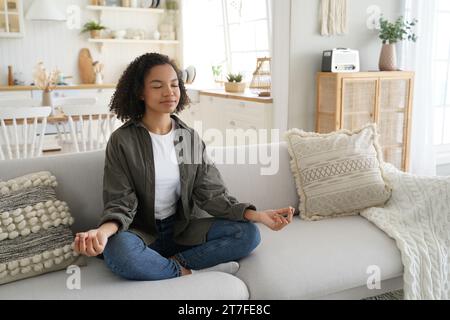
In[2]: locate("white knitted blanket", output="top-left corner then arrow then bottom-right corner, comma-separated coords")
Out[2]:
361,163 -> 450,299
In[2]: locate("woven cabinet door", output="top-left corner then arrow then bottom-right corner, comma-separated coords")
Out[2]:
378,78 -> 410,171
341,78 -> 377,131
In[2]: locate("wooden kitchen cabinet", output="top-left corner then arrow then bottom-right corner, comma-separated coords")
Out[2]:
316,71 -> 414,171
27,87 -> 115,105
0,0 -> 24,38
179,92 -> 273,147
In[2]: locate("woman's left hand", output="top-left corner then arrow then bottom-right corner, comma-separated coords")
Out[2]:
245,207 -> 295,231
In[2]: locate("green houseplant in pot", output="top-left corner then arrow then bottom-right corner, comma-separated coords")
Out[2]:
378,16 -> 418,71
225,73 -> 246,93
81,21 -> 106,39
212,65 -> 223,83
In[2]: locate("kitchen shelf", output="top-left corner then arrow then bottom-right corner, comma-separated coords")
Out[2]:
84,0 -> 182,68
88,38 -> 179,53
88,38 -> 179,44
86,5 -> 164,14
0,84 -> 117,91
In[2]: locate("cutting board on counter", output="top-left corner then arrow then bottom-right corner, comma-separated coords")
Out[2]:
78,48 -> 95,84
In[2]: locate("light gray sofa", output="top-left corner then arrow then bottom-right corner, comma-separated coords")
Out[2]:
0,142 -> 403,299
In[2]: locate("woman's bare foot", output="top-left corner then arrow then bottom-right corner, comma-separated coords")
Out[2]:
180,266 -> 192,276
170,256 -> 192,276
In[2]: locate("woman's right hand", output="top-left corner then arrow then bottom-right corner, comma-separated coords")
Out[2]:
74,229 -> 108,257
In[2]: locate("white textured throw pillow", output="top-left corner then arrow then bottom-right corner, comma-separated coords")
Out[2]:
0,171 -> 84,285
284,124 -> 392,221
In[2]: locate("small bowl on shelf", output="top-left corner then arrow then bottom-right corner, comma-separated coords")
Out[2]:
113,30 -> 126,39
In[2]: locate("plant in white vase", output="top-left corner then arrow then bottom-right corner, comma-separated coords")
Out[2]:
212,65 -> 223,83
377,15 -> 418,71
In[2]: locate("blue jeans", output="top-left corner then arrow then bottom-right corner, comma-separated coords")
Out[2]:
103,215 -> 261,281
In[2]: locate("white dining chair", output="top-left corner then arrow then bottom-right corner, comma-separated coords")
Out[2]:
52,97 -> 98,143
58,104 -> 120,153
0,107 -> 52,160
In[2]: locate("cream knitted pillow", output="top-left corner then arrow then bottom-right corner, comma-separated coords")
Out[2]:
0,171 -> 84,285
284,124 -> 392,221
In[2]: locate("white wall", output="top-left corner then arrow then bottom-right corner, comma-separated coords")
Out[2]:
0,0 -> 177,85
271,0 -> 291,135
437,164 -> 450,176
288,0 -> 403,131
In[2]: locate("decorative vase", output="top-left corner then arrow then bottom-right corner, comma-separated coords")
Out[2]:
379,43 -> 397,71
224,82 -> 246,93
42,89 -> 54,115
95,72 -> 103,85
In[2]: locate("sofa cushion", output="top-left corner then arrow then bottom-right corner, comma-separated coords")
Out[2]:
284,124 -> 392,220
236,216 -> 403,299
0,171 -> 84,285
0,257 -> 249,300
0,151 -> 105,233
214,143 -> 300,213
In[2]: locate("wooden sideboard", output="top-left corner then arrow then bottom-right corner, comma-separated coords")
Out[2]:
316,71 -> 414,171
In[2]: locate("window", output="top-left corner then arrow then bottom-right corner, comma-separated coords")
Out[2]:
182,0 -> 272,86
433,0 -> 450,156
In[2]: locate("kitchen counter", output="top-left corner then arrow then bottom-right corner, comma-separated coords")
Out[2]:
1,84 -> 272,103
0,84 -> 117,91
186,85 -> 273,104
199,89 -> 272,104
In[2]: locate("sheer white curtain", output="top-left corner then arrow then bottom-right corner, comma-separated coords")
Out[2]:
400,0 -> 437,175
182,0 -> 224,87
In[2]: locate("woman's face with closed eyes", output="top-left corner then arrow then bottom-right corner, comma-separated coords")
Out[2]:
141,63 -> 181,115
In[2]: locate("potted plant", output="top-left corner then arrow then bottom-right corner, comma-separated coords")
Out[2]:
211,65 -> 223,83
81,21 -> 106,39
378,16 -> 418,71
224,73 -> 246,93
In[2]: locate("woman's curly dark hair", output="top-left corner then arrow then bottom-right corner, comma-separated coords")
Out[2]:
110,53 -> 190,122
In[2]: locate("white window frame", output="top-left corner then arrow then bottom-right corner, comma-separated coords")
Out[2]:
219,0 -> 272,77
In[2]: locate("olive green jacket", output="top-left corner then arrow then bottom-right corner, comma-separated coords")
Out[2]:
98,114 -> 256,246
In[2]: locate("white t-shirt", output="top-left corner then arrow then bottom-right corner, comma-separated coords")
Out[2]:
148,118 -> 181,220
